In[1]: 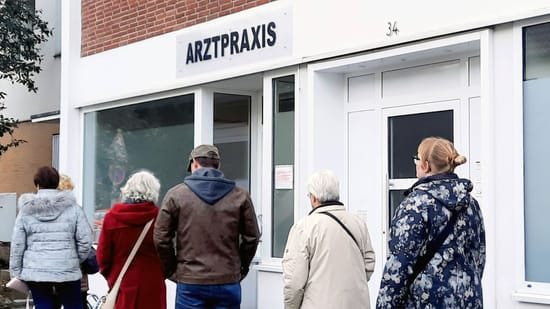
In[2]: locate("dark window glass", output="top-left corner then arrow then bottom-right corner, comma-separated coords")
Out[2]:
389,190 -> 406,229
388,110 -> 453,179
523,22 -> 550,81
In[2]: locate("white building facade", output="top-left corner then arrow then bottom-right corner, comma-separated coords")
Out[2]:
61,1 -> 550,308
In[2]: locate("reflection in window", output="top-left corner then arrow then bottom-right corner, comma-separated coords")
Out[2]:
83,94 -> 194,239
213,93 -> 251,191
272,75 -> 295,258
523,22 -> 550,283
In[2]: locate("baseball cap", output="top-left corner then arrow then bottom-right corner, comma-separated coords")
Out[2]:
187,144 -> 220,172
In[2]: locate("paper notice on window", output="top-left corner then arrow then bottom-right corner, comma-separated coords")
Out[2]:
275,165 -> 293,189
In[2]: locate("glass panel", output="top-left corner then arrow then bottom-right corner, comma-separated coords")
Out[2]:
388,110 -> 453,179
272,75 -> 295,258
523,22 -> 550,81
213,93 -> 251,191
389,190 -> 406,228
52,134 -> 59,170
523,22 -> 550,283
83,94 -> 194,240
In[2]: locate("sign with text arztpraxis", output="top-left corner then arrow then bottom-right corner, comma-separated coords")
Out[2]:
176,5 -> 293,78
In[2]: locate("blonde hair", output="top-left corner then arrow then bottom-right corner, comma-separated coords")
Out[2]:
120,170 -> 160,204
418,137 -> 467,174
58,174 -> 74,191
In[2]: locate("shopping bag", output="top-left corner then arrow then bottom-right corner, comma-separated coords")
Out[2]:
6,277 -> 29,294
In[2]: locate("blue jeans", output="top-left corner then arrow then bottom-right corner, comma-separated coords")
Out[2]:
27,280 -> 83,309
176,282 -> 241,309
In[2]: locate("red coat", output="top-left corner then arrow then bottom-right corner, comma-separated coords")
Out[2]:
97,202 -> 166,309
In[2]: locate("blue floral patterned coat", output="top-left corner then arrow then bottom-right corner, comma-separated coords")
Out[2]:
376,173 -> 485,309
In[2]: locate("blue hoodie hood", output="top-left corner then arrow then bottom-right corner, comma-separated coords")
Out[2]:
184,168 -> 236,205
405,173 -> 474,212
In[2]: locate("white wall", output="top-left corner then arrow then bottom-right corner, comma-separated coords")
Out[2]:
1,0 -> 61,121
63,1 -> 550,111
310,73 -> 347,184
294,0 -> 550,61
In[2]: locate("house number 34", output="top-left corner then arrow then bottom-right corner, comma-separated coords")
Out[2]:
386,21 -> 399,37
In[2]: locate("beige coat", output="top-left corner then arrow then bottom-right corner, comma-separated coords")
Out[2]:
282,204 -> 375,309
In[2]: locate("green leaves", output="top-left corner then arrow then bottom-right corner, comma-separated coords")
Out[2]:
0,98 -> 26,156
0,0 -> 52,92
0,0 -> 51,156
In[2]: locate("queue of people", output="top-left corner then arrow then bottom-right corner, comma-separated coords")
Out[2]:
8,137 -> 485,309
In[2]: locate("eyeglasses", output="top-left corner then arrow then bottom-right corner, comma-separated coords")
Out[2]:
412,155 -> 420,165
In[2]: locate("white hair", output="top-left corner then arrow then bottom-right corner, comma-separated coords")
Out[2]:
120,170 -> 161,204
307,169 -> 340,203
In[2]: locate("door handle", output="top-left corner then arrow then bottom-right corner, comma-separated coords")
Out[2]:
257,214 -> 263,242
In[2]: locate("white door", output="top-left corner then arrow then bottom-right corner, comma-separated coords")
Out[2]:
212,91 -> 262,309
382,99 -> 466,252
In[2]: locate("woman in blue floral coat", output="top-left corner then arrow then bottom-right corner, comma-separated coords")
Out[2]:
376,137 -> 486,309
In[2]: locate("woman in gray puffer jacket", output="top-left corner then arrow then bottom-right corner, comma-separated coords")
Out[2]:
9,166 -> 93,309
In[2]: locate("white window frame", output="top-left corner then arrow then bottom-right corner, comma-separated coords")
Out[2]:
511,16 -> 550,304
256,66 -> 300,270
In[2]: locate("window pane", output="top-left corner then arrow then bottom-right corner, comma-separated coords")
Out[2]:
523,22 -> 550,81
214,93 -> 251,191
83,94 -> 194,240
389,190 -> 406,229
523,22 -> 550,283
272,75 -> 295,258
388,110 -> 453,179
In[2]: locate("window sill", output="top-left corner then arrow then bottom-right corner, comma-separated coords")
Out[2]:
512,290 -> 550,304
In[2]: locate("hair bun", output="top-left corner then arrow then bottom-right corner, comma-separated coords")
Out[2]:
453,155 -> 467,166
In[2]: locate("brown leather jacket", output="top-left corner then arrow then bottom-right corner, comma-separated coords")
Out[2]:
153,182 -> 260,284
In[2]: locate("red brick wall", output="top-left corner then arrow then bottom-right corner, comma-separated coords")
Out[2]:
81,0 -> 271,57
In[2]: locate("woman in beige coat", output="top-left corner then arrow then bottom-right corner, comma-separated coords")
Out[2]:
282,170 -> 376,309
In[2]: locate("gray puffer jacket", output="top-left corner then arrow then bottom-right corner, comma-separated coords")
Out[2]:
10,189 -> 93,282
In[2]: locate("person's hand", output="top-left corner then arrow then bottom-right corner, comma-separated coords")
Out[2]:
240,266 -> 249,281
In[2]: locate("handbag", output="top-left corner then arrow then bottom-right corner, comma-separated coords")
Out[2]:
6,277 -> 29,294
403,203 -> 467,297
96,219 -> 154,309
6,278 -> 31,309
82,247 -> 100,274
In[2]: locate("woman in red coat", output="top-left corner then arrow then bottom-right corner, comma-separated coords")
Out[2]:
97,170 -> 166,309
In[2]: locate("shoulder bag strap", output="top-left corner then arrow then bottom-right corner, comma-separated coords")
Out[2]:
319,212 -> 362,255
110,219 -> 154,292
406,205 -> 465,288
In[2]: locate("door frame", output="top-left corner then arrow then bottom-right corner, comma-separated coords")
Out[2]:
198,87 -> 263,211
381,99 -> 465,253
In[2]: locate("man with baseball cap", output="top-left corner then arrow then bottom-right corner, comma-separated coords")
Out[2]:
154,144 -> 260,309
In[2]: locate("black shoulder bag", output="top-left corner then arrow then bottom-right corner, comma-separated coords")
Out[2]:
319,212 -> 362,255
405,204 -> 466,289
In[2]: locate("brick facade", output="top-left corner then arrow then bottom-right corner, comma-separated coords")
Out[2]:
0,121 -> 59,197
81,0 -> 271,57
